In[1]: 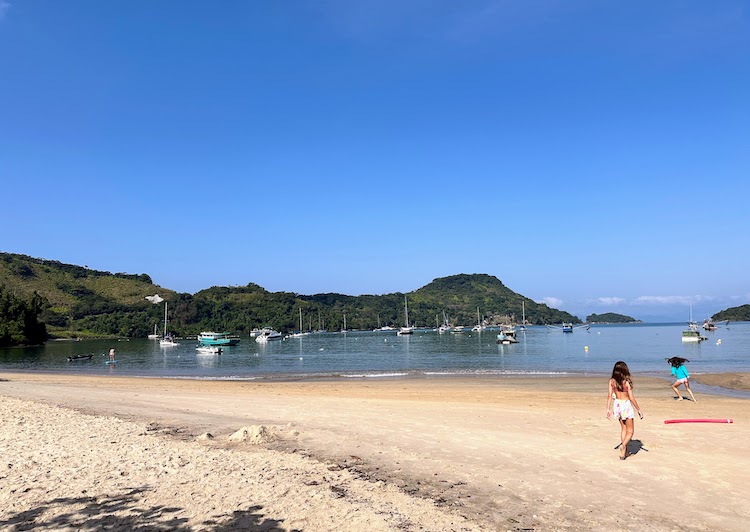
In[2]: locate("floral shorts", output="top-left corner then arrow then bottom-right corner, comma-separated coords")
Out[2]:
612,398 -> 635,420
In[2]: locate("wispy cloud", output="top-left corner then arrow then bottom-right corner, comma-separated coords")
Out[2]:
632,295 -> 716,306
586,297 -> 625,306
538,296 -> 563,308
0,1 -> 10,20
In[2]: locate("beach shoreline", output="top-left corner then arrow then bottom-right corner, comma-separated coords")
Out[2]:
1,371 -> 748,530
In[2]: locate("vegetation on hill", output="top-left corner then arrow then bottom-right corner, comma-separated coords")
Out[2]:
0,285 -> 47,346
586,312 -> 640,323
712,304 -> 750,322
0,253 -> 581,339
0,252 -> 172,338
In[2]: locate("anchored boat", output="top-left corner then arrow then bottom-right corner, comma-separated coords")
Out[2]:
198,331 -> 240,346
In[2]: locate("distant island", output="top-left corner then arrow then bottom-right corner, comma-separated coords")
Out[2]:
585,312 -> 640,324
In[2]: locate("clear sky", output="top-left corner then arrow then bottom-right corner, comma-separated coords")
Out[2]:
1,1 -> 748,321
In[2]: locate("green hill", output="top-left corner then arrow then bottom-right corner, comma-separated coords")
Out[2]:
585,312 -> 640,323
0,253 -> 580,339
712,304 -> 750,322
0,252 -> 173,338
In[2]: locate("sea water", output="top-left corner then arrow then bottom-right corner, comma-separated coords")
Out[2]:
0,323 -> 747,382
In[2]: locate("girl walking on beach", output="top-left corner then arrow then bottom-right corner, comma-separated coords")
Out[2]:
606,361 -> 643,460
667,357 -> 697,402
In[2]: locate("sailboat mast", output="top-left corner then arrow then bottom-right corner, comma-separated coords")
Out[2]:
404,296 -> 409,327
163,301 -> 168,338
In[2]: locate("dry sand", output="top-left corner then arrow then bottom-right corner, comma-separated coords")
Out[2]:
0,371 -> 748,531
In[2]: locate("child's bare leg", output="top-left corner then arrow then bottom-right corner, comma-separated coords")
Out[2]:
685,381 -> 697,402
672,381 -> 683,400
620,418 -> 634,459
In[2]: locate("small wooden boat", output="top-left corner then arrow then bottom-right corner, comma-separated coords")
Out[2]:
67,354 -> 94,362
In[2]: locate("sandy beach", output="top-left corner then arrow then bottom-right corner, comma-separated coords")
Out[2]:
1,372 -> 748,531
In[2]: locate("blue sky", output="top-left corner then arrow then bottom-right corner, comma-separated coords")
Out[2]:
1,1 -> 749,321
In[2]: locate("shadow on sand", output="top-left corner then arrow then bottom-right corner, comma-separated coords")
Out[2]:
0,487 -> 299,531
614,439 -> 648,457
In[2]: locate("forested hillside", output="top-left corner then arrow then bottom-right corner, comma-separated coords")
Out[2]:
586,312 -> 640,323
0,253 -> 580,339
713,305 -> 750,322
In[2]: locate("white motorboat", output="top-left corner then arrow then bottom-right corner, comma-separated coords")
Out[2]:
196,346 -> 223,354
496,325 -> 519,344
255,328 -> 282,343
682,323 -> 707,342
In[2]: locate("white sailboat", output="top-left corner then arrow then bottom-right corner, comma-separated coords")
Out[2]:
519,301 -> 527,331
398,296 -> 414,335
147,323 -> 159,340
159,301 -> 179,346
682,301 -> 707,342
472,307 -> 486,332
438,311 -> 452,333
289,308 -> 310,338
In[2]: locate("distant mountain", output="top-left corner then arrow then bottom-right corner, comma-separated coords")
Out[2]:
586,312 -> 640,324
712,304 -> 750,322
413,274 -> 579,326
0,253 -> 580,339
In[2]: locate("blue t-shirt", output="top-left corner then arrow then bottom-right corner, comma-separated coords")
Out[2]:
671,365 -> 689,380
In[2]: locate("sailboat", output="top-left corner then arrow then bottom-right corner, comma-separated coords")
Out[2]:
289,308 -> 310,338
341,313 -> 348,334
398,296 -> 414,335
159,301 -> 179,346
373,314 -> 397,332
519,301 -> 527,331
472,307 -> 486,332
438,311 -> 452,333
147,323 -> 160,340
682,301 -> 707,342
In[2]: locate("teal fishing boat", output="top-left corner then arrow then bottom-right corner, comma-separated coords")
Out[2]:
198,331 -> 240,346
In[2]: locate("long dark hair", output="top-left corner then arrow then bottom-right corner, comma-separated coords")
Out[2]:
611,360 -> 633,392
667,356 -> 689,368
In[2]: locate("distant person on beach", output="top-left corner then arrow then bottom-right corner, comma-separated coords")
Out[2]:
109,348 -> 115,363
667,357 -> 696,402
606,360 -> 643,460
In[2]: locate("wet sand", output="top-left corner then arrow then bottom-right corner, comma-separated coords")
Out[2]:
1,371 -> 748,531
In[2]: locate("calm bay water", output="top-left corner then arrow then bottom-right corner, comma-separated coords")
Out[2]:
0,323 -> 748,382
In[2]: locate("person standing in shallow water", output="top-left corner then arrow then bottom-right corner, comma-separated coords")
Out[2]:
109,348 -> 115,363
606,361 -> 643,460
